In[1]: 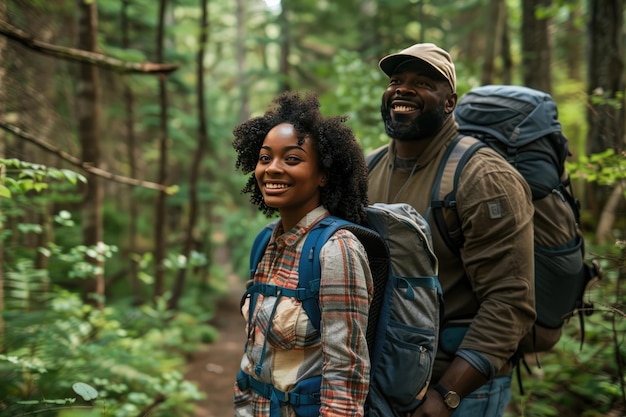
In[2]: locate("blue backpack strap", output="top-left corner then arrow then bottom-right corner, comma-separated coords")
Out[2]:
237,369 -> 322,417
245,220 -> 279,325
298,216 -> 353,331
429,134 -> 485,254
246,216 -> 353,331
249,219 -> 279,280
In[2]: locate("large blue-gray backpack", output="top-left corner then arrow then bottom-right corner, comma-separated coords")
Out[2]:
367,84 -> 601,391
236,203 -> 443,417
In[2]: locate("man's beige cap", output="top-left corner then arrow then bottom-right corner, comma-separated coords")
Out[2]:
379,43 -> 456,92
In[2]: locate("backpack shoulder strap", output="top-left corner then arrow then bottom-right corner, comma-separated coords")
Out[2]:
249,219 -> 279,280
249,216 -> 364,332
366,145 -> 390,172
298,216 -> 353,329
429,135 -> 485,254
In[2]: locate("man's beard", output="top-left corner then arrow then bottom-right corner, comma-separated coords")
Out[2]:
381,99 -> 445,142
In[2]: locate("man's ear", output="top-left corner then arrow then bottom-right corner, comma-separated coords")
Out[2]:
444,93 -> 458,114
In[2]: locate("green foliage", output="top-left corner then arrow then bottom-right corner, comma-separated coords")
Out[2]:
320,50 -> 388,153
5,259 -> 50,310
0,159 -> 86,199
1,286 -> 212,417
1,159 -> 216,417
555,106 -> 587,158
568,149 -> 626,186
589,89 -> 624,110
1,208 -> 217,416
219,204 -> 272,281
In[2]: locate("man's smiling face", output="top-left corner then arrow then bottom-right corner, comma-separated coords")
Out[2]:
380,60 -> 454,142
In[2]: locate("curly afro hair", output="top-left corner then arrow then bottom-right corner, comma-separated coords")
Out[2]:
232,91 -> 369,225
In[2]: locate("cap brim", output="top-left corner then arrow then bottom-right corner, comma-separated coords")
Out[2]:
379,55 -> 439,78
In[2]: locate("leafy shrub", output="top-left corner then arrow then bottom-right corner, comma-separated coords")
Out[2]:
1,159 -> 217,416
1,288 -> 210,417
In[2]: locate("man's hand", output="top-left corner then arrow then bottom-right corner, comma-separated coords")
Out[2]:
407,389 -> 454,417
408,356 -> 488,417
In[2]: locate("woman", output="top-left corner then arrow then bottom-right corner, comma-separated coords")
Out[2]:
232,91 -> 373,417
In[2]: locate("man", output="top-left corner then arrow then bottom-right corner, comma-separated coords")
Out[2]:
367,43 -> 536,416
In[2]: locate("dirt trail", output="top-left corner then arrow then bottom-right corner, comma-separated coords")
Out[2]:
186,272 -> 246,417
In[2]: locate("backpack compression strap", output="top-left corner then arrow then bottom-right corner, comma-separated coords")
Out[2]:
429,135 -> 486,254
237,369 -> 322,417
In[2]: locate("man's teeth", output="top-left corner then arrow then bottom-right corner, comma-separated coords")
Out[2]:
394,105 -> 416,112
266,183 -> 288,189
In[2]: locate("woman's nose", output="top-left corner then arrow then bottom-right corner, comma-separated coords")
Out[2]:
265,159 -> 282,174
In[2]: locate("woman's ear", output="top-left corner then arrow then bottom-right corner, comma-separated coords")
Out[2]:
320,174 -> 328,187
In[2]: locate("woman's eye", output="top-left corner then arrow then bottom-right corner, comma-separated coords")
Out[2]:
285,155 -> 301,163
258,154 -> 270,162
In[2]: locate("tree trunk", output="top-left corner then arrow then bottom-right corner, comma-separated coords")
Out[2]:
561,5 -> 584,80
586,0 -> 625,154
586,0 -> 625,223
278,0 -> 290,92
76,0 -> 104,309
121,0 -> 142,303
595,180 -> 625,244
0,0 -> 6,350
500,6 -> 513,84
522,0 -> 552,93
481,0 -> 505,85
236,0 -> 250,123
169,0 -> 210,310
154,0 -> 170,298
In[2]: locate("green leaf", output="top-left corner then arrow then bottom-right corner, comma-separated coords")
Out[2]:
34,182 -> 49,193
166,185 -> 180,195
61,169 -> 87,185
43,398 -> 76,404
19,169 -> 36,179
0,184 -> 11,198
72,382 -> 99,401
19,179 -> 35,192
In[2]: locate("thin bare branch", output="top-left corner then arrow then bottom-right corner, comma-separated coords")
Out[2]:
0,122 -> 171,193
0,19 -> 178,75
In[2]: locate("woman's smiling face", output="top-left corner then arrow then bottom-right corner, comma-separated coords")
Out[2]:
255,123 -> 326,228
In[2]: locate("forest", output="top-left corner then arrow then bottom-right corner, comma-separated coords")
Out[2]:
0,0 -> 625,416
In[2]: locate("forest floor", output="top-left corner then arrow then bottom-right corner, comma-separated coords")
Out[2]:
185,256 -> 246,417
